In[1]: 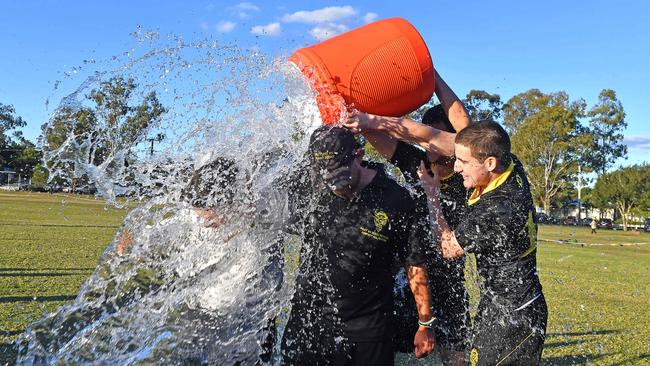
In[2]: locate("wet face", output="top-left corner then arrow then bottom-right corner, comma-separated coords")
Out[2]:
331,151 -> 363,199
453,144 -> 492,189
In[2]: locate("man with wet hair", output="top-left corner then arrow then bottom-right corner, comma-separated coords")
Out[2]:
418,120 -> 547,366
347,70 -> 471,365
281,126 -> 436,365
358,104 -> 470,365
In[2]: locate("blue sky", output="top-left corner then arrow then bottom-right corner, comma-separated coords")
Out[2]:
2,0 -> 649,165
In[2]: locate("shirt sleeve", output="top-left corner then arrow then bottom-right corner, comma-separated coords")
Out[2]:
390,141 -> 428,186
454,199 -> 511,254
397,200 -> 431,267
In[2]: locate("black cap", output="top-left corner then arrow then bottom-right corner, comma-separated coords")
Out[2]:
308,126 -> 359,190
422,104 -> 455,133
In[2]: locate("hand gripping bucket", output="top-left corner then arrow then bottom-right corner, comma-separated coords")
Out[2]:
289,17 -> 435,125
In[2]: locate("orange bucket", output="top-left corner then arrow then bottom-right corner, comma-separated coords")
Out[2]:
290,17 -> 435,125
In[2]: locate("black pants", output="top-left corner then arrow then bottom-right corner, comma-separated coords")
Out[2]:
281,305 -> 394,366
469,295 -> 548,366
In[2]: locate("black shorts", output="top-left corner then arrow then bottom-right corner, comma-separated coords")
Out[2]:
282,302 -> 394,366
393,258 -> 469,353
469,295 -> 548,366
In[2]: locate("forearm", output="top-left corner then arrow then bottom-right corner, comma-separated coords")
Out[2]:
434,71 -> 471,131
361,130 -> 398,160
407,264 -> 433,321
365,114 -> 455,156
426,193 -> 465,259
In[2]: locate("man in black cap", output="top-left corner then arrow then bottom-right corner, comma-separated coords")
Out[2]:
280,126 -> 436,365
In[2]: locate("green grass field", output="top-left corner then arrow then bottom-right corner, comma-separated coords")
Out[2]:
1,191 -> 649,365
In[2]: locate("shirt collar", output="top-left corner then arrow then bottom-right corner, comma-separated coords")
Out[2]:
467,162 -> 515,206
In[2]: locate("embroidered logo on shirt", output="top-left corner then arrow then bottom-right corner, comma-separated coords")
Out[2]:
470,348 -> 479,366
374,210 -> 389,232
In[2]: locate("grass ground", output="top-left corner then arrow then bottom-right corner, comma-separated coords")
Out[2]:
1,191 -> 649,365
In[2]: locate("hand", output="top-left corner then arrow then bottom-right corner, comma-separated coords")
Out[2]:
196,208 -> 225,228
116,230 -> 134,256
414,326 -> 436,358
343,110 -> 373,134
417,161 -> 440,198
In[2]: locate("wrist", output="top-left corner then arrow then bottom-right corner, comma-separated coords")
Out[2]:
418,316 -> 437,329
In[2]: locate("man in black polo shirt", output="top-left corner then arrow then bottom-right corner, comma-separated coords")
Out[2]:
418,120 -> 547,366
280,126 -> 436,365
358,105 -> 470,365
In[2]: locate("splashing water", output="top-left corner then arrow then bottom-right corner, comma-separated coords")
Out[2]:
17,32 -> 321,365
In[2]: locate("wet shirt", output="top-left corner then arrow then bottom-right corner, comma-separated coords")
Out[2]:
454,155 -> 543,310
390,141 -> 468,231
295,166 -> 428,342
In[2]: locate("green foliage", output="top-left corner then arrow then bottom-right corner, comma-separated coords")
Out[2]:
40,77 -> 167,191
585,89 -> 627,174
464,89 -> 502,121
30,165 -> 49,188
0,103 -> 28,168
592,165 -> 650,230
509,89 -> 589,212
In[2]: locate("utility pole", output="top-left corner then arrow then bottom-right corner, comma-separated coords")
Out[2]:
577,164 -> 583,220
146,133 -> 165,156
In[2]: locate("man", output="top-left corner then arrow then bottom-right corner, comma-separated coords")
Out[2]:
346,70 -> 471,365
355,105 -> 470,365
281,126 -> 436,365
418,120 -> 548,366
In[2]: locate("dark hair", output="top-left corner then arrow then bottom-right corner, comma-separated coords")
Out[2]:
422,104 -> 455,133
180,158 -> 238,208
455,120 -> 511,170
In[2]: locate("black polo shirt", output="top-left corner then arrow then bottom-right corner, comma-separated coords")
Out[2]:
293,165 -> 428,342
454,155 -> 543,309
390,141 -> 468,231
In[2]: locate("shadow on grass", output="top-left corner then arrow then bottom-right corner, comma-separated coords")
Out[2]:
0,295 -> 76,304
0,272 -> 91,278
542,353 -> 611,365
0,341 -> 17,366
0,268 -> 95,272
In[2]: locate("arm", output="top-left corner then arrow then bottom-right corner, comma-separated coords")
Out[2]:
407,264 -> 436,358
361,130 -> 398,160
417,163 -> 465,259
434,69 -> 471,131
344,111 -> 455,156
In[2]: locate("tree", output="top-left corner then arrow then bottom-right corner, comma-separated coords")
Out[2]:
0,102 -> 27,167
31,165 -> 49,188
508,90 -> 590,213
592,165 -> 650,231
12,143 -> 43,178
464,89 -> 502,121
40,76 -> 167,192
585,89 -> 627,174
502,89 -> 556,134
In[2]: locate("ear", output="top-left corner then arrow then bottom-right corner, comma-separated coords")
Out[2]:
484,157 -> 498,172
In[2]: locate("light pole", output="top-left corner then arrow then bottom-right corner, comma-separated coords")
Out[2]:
146,133 -> 165,156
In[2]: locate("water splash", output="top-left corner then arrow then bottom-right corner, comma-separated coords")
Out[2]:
18,32 -> 320,365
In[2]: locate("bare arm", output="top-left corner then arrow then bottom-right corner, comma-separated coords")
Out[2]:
361,130 -> 398,160
434,69 -> 471,131
344,112 -> 455,156
407,264 -> 436,358
417,162 -> 465,259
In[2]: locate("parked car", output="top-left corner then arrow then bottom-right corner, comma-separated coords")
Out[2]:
579,218 -> 592,226
645,218 -> 650,232
563,216 -> 578,226
598,218 -> 613,230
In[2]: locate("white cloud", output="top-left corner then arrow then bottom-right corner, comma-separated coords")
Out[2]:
363,12 -> 378,23
230,2 -> 261,18
251,22 -> 282,36
236,2 -> 260,11
200,22 -> 210,31
309,23 -> 349,40
624,135 -> 650,150
282,6 -> 357,24
216,20 -> 236,33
